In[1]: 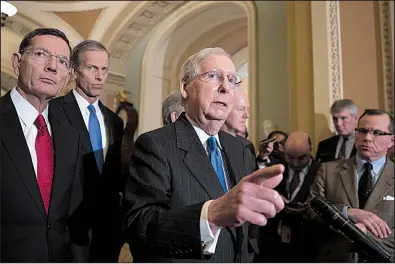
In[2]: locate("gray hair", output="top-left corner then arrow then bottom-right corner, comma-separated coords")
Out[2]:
162,91 -> 185,126
330,99 -> 358,116
179,47 -> 231,86
71,40 -> 109,68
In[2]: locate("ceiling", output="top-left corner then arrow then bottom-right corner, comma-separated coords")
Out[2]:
2,1 -> 186,75
1,0 -> 250,100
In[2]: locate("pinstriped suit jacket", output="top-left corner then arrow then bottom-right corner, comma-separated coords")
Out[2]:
124,113 -> 255,262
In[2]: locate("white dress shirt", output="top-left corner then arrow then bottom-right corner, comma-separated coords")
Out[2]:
185,114 -> 225,254
72,89 -> 108,159
10,88 -> 52,178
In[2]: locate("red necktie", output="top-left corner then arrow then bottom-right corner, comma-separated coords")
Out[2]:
34,114 -> 54,214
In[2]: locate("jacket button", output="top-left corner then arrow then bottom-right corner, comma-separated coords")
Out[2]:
47,224 -> 52,229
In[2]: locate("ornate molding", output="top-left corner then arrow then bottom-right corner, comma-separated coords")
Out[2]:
109,1 -> 184,65
378,1 -> 394,116
3,14 -> 38,37
327,1 -> 343,104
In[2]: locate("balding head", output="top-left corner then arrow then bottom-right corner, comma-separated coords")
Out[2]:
222,88 -> 249,136
284,132 -> 312,170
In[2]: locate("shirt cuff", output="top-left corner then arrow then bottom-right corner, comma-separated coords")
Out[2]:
200,200 -> 222,255
342,205 -> 356,222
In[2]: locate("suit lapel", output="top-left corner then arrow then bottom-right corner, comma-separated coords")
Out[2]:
49,110 -> 74,215
339,159 -> 358,208
0,93 -> 47,218
331,136 -> 340,159
364,160 -> 394,210
62,91 -> 93,154
293,159 -> 320,203
176,115 -> 225,199
219,131 -> 244,187
99,102 -> 113,147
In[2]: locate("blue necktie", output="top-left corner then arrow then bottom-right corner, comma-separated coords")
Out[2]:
207,136 -> 228,192
88,104 -> 104,173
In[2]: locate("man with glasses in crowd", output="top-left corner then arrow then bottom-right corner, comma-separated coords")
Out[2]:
0,28 -> 86,262
316,99 -> 358,162
306,109 -> 394,262
124,47 -> 285,262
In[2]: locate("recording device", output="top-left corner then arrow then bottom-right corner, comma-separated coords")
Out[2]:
310,196 -> 394,263
260,137 -> 277,146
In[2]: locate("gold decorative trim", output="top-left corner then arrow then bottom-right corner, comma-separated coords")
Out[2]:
327,1 -> 343,104
379,1 -> 394,116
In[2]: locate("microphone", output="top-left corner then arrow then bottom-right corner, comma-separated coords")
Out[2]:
310,196 -> 394,263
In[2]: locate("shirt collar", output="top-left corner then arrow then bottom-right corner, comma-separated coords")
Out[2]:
73,89 -> 100,113
341,132 -> 356,141
10,88 -> 49,128
355,154 -> 386,174
185,113 -> 222,149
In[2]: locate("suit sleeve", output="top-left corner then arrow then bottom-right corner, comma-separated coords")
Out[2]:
124,133 -> 205,260
315,142 -> 323,161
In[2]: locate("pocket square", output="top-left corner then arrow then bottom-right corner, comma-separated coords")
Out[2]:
383,195 -> 394,201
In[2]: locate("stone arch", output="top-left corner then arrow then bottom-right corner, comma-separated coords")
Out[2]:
138,1 -> 257,142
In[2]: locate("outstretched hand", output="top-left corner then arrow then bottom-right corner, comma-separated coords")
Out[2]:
208,164 -> 285,228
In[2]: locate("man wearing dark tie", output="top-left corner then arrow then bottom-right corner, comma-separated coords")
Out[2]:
124,47 -> 285,262
256,132 -> 321,262
50,40 -> 124,262
316,99 -> 358,162
0,28 -> 85,262
306,109 -> 394,262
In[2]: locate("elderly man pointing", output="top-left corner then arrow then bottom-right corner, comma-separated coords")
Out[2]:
124,47 -> 284,262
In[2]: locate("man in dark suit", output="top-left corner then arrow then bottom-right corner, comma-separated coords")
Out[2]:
0,28 -> 86,262
316,99 -> 358,162
306,109 -> 394,262
255,132 -> 321,262
50,40 -> 124,262
124,47 -> 285,262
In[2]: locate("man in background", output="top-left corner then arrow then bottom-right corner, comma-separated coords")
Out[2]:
257,131 -> 288,168
162,91 -> 184,126
307,109 -> 394,262
0,28 -> 85,262
50,40 -> 124,262
256,132 -> 321,262
221,88 -> 255,156
316,99 -> 358,162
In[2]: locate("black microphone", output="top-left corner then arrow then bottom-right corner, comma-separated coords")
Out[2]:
310,196 -> 394,263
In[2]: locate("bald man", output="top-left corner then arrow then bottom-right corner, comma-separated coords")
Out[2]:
255,132 -> 321,263
222,89 -> 249,137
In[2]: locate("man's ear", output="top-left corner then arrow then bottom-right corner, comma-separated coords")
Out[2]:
180,78 -> 188,99
11,53 -> 21,77
71,67 -> 77,78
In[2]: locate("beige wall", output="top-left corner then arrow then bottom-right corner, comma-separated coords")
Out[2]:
339,1 -> 382,115
287,1 -> 314,138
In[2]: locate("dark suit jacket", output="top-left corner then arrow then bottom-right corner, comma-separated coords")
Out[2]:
0,92 -> 84,262
306,158 -> 394,262
256,159 -> 321,262
50,91 -> 124,261
124,113 -> 256,262
316,135 -> 356,162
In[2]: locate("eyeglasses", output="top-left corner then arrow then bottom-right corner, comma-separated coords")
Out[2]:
355,128 -> 393,136
21,48 -> 70,71
195,69 -> 242,89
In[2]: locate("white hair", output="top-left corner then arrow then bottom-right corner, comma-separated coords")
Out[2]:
179,47 -> 231,86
